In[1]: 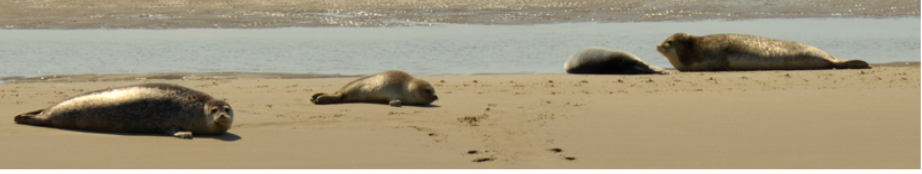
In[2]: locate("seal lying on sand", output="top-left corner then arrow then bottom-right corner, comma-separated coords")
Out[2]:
14,83 -> 233,139
311,70 -> 438,107
564,47 -> 668,74
656,33 -> 871,71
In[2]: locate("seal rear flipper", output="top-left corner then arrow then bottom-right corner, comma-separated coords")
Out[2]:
644,65 -> 671,75
311,93 -> 344,104
310,93 -> 327,101
833,59 -> 872,69
651,69 -> 671,75
13,109 -> 47,125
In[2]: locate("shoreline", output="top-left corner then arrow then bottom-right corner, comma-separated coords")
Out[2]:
3,61 -> 918,83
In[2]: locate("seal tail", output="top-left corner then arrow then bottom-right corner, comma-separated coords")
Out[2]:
832,59 -> 872,69
14,109 -> 49,126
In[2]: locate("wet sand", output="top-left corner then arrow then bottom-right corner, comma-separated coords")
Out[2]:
0,66 -> 918,169
1,0 -> 919,29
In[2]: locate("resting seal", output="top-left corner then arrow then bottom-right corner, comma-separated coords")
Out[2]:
14,83 -> 233,139
564,47 -> 668,74
656,33 -> 871,71
311,70 -> 438,107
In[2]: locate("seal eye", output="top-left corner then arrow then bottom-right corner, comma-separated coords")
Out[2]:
224,108 -> 231,113
210,109 -> 218,114
666,41 -> 673,45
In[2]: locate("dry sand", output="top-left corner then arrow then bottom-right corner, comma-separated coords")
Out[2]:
0,65 -> 918,169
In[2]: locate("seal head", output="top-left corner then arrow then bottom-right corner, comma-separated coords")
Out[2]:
204,100 -> 234,134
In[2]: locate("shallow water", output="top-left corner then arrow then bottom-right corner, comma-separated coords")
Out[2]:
2,0 -> 917,29
0,18 -> 918,78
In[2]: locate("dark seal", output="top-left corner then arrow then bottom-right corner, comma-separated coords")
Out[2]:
564,47 -> 668,74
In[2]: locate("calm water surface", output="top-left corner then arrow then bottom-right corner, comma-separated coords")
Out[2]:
0,18 -> 918,78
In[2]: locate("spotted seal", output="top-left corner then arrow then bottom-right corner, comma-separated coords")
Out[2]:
656,33 -> 871,71
14,83 -> 233,139
311,70 -> 438,107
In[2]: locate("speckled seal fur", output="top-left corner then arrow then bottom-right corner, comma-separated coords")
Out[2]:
14,83 -> 233,139
311,70 -> 438,107
656,33 -> 871,71
564,47 -> 668,74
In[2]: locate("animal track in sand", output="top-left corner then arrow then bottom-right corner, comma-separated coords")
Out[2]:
472,157 -> 495,162
388,111 -> 409,115
564,102 -> 584,107
399,125 -> 446,143
458,114 -> 489,126
546,148 -> 576,161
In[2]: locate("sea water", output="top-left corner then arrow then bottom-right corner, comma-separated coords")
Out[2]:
0,18 -> 918,78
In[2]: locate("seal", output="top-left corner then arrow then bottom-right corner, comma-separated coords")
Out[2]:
311,70 -> 438,107
13,83 -> 233,139
564,47 -> 668,74
656,33 -> 871,71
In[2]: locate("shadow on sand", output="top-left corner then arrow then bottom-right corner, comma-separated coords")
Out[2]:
14,124 -> 242,141
313,102 -> 442,108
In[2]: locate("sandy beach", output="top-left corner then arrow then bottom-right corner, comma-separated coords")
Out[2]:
0,0 -> 919,170
0,63 -> 918,169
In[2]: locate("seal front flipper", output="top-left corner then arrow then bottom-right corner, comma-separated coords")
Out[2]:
14,109 -> 47,126
164,126 -> 193,139
389,100 -> 402,107
310,93 -> 326,101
